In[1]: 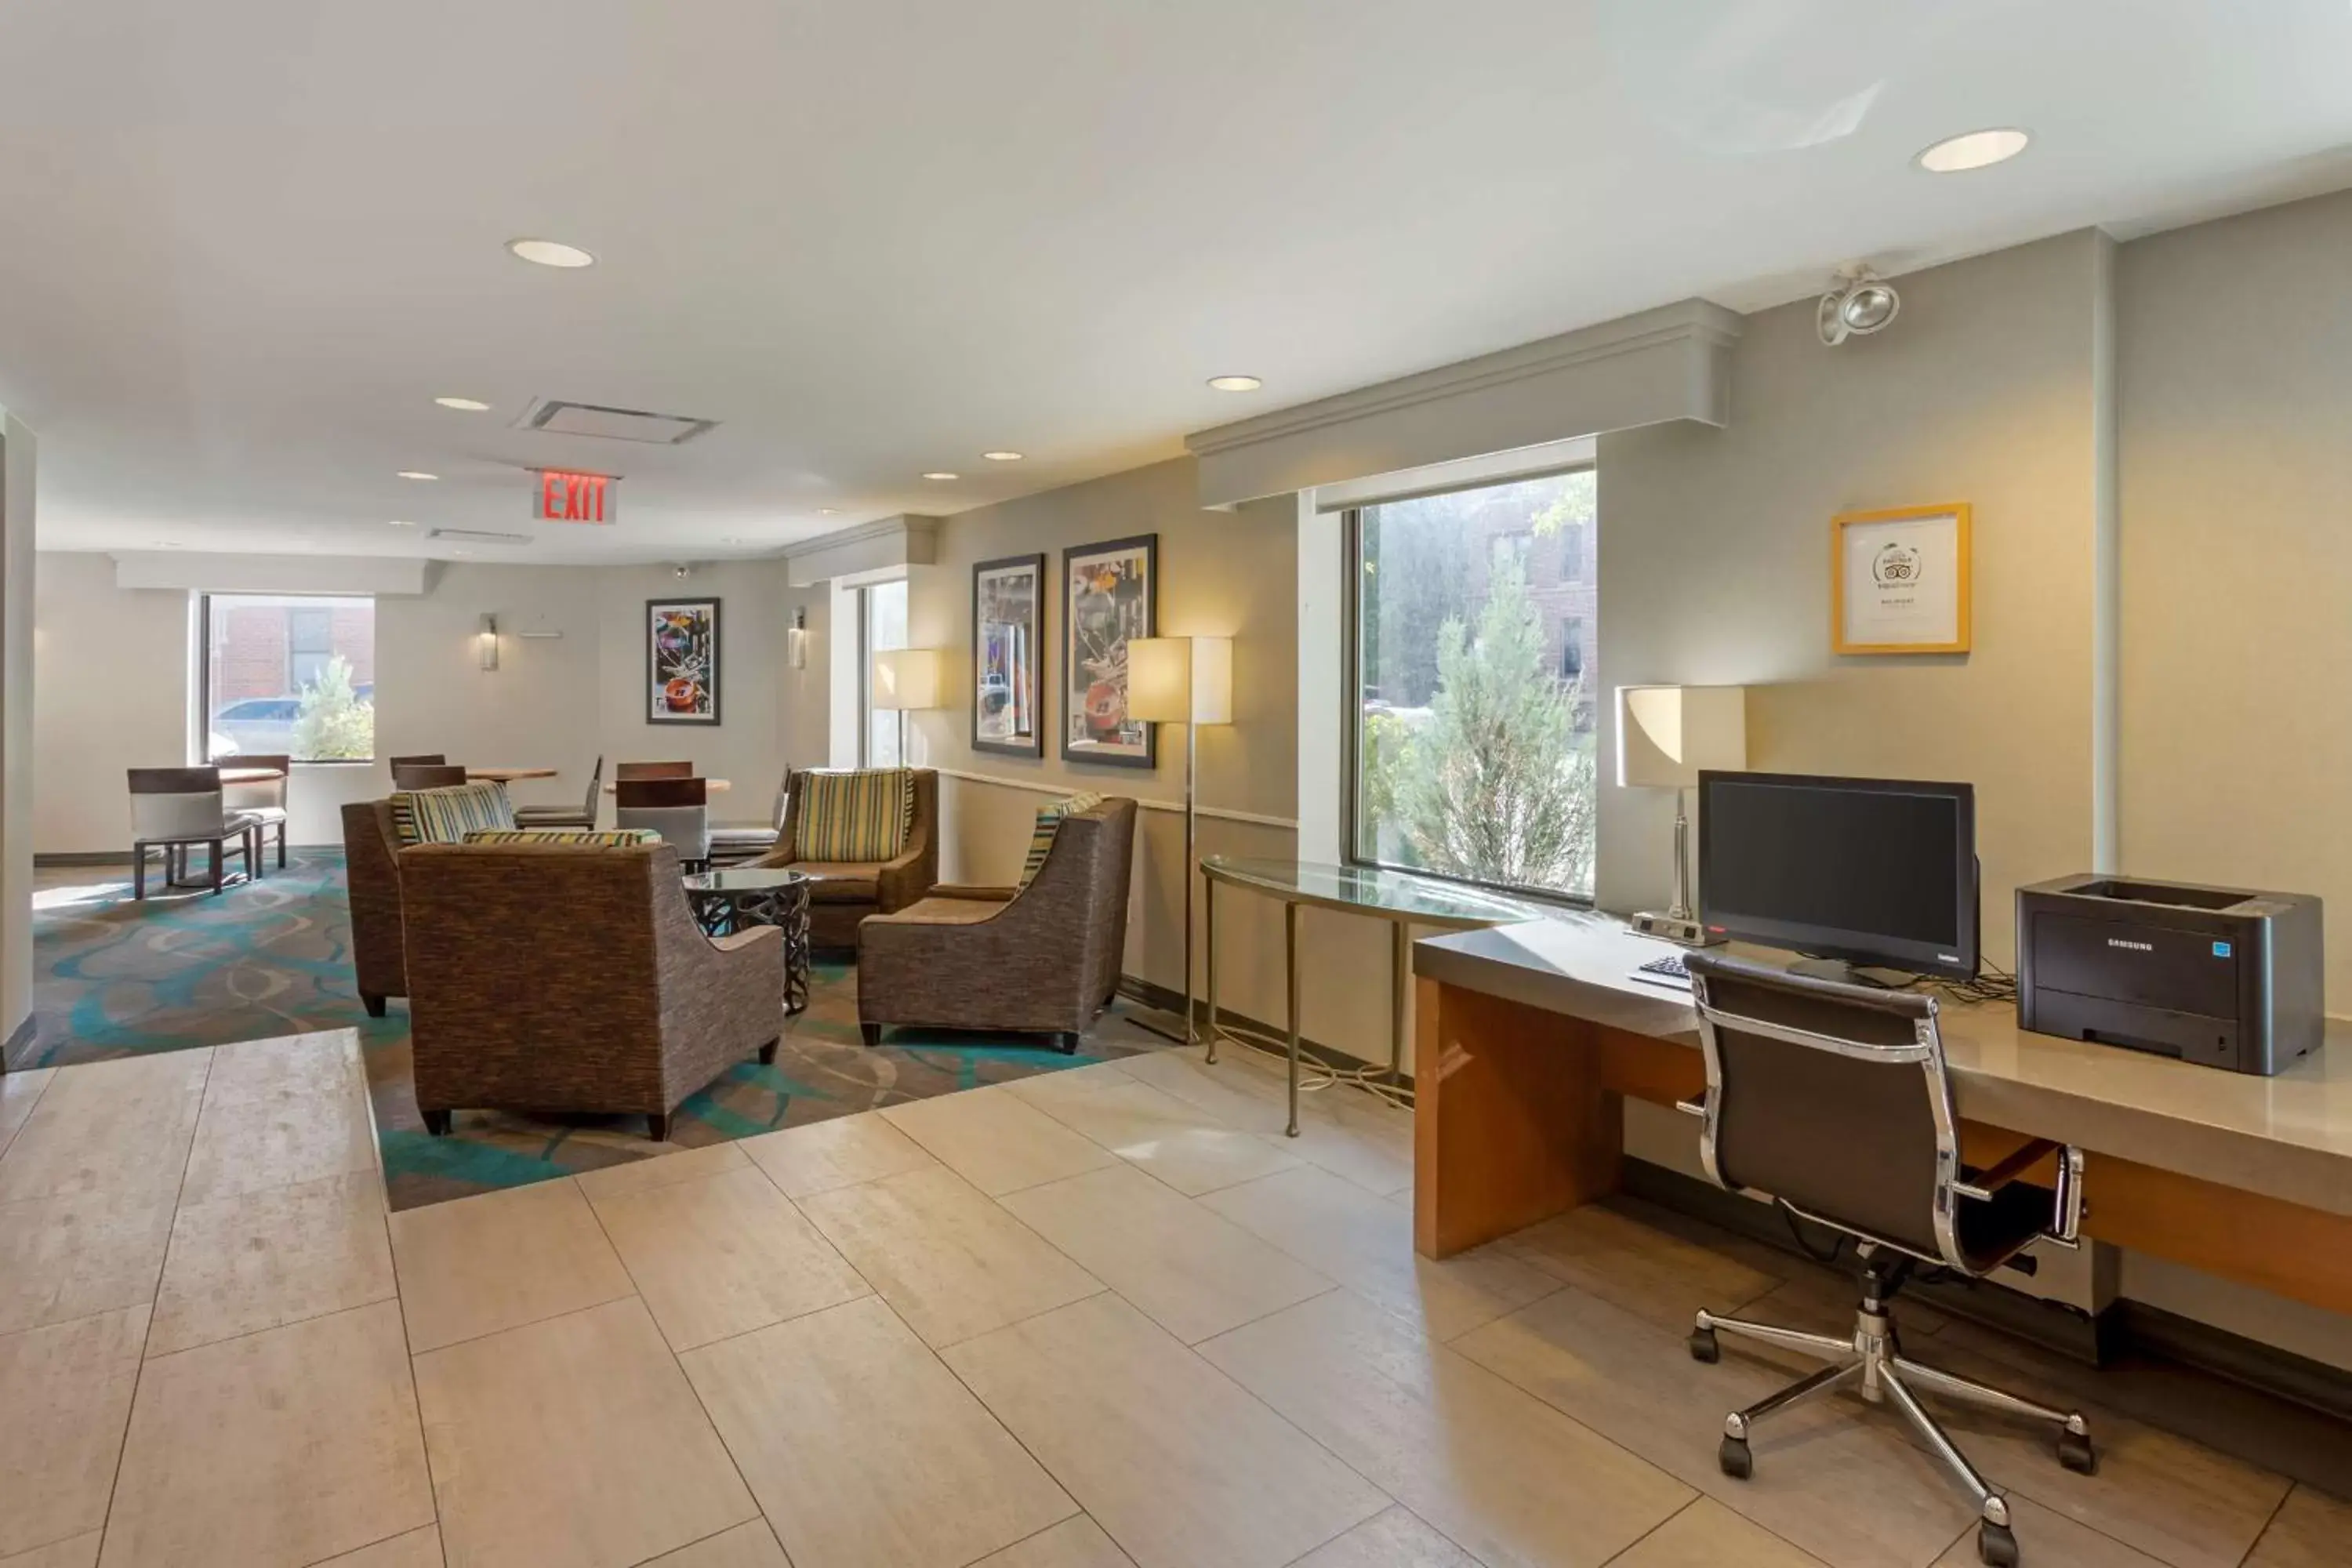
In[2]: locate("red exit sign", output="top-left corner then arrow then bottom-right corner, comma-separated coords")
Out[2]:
535,470 -> 617,524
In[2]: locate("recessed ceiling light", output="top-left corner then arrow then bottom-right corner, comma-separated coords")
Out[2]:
397,470 -> 439,481
1207,375 -> 1263,393
387,519 -> 418,528
434,396 -> 492,412
922,471 -> 960,481
1916,128 -> 2031,173
506,238 -> 595,268
450,548 -> 474,557
982,450 -> 1024,463
819,507 -> 838,515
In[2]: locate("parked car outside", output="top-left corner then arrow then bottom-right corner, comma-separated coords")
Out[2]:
208,683 -> 373,759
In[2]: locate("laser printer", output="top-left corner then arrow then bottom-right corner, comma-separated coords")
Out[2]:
2015,874 -> 2324,1076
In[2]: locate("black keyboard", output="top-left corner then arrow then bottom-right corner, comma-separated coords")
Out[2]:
1631,953 -> 1691,989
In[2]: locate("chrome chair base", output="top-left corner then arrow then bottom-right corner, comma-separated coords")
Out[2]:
1690,1296 -> 2095,1567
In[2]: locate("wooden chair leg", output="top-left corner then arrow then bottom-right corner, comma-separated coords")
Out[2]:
648,1112 -> 672,1142
420,1109 -> 452,1136
757,1038 -> 779,1065
133,843 -> 147,901
211,837 -> 224,896
361,993 -> 387,1018
277,822 -> 287,869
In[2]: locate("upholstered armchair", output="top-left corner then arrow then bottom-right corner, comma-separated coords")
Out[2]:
340,800 -> 408,1017
398,838 -> 782,1141
752,768 -> 938,949
857,797 -> 1137,1051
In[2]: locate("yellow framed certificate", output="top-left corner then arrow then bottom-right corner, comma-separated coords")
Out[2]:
1832,503 -> 1972,655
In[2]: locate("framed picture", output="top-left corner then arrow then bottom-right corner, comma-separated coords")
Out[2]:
1061,533 -> 1157,768
646,597 -> 721,724
972,553 -> 1046,757
1832,504 -> 1971,655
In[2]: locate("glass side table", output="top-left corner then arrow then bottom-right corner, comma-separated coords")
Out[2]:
1200,855 -> 1536,1134
682,867 -> 813,1016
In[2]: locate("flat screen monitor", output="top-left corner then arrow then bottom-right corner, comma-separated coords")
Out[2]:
1697,771 -> 1978,980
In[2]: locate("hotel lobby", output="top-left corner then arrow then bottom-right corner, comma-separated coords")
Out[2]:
1,4 -> 2349,1566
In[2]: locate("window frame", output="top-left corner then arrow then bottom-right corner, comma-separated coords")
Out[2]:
197,591 -> 379,766
1339,466 -> 1599,910
855,576 -> 909,768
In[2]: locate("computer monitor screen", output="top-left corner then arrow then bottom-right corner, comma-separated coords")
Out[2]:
1697,771 -> 1977,979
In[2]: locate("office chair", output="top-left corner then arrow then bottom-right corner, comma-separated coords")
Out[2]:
1679,953 -> 2093,1568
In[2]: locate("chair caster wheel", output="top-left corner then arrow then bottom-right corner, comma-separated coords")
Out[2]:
1718,1435 -> 1751,1479
2057,1431 -> 2098,1475
1976,1521 -> 2019,1566
1688,1327 -> 1719,1363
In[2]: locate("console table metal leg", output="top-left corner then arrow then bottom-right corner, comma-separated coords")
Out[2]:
1203,877 -> 1219,1065
1285,898 -> 1301,1138
1389,919 -> 1409,1088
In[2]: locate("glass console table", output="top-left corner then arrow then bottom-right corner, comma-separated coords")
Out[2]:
1200,855 -> 1536,1135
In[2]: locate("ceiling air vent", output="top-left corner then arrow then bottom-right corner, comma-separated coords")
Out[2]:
429,528 -> 534,545
518,398 -> 718,445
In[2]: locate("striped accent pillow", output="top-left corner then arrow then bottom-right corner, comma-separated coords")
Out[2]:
459,829 -> 659,848
797,769 -> 913,862
390,782 -> 516,847
1019,792 -> 1103,888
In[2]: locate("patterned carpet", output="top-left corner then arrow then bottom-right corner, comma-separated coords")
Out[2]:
23,848 -> 1168,1209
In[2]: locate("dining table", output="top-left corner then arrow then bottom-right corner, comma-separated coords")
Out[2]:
217,765 -> 289,785
466,767 -> 559,783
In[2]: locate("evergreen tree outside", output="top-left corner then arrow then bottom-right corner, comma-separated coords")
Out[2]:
291,655 -> 375,760
1393,558 -> 1594,895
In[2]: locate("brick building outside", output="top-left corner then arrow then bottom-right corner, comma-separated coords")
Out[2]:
209,596 -> 375,703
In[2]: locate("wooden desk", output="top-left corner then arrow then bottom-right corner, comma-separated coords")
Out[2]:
467,767 -> 557,783
1413,915 -> 2352,1316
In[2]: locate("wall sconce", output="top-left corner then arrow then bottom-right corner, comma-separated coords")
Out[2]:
787,606 -> 808,670
477,613 -> 499,672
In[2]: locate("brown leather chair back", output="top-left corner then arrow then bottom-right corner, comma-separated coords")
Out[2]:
616,760 -> 694,781
615,777 -> 707,808
393,763 -> 469,789
388,753 -> 447,768
1684,953 -> 1951,1262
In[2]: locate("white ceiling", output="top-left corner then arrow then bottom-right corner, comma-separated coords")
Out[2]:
5,0 -> 2351,565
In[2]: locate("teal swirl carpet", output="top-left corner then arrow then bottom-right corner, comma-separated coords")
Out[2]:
24,850 -> 1166,1208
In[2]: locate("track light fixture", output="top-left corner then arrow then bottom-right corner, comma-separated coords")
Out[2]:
1817,267 -> 1901,347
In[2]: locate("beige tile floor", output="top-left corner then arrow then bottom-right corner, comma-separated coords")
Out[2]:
0,1029 -> 2337,1568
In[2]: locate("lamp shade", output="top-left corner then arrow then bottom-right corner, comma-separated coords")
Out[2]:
870,648 -> 942,711
1125,637 -> 1233,725
1616,684 -> 1747,789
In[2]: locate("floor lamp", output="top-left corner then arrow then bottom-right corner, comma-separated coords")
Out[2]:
870,648 -> 942,765
1126,637 -> 1233,1044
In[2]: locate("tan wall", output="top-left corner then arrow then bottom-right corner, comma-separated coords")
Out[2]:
1,416 -> 34,1044
2118,187 -> 2352,1004
31,554 -> 829,853
1595,230 -> 2113,970
900,457 -> 1314,1034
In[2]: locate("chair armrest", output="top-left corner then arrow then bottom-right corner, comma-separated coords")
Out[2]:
1954,1139 -> 2085,1249
1674,1094 -> 1708,1119
927,884 -> 1018,903
711,926 -> 782,956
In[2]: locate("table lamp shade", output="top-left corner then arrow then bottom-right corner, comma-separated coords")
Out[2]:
1125,637 -> 1233,725
1617,684 -> 1747,789
870,648 -> 942,711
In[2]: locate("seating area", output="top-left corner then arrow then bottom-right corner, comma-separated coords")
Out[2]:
8,16 -> 2352,1568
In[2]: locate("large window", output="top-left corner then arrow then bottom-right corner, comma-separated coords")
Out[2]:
1351,469 -> 1598,901
201,593 -> 376,762
858,578 -> 909,766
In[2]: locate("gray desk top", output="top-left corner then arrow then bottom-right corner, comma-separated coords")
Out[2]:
1415,913 -> 2352,1219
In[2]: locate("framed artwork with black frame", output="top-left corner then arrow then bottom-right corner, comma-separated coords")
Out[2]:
972,553 -> 1046,757
1060,532 -> 1156,768
646,597 -> 721,724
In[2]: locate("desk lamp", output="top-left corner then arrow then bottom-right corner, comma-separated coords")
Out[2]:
1617,684 -> 1747,946
1127,636 -> 1234,1044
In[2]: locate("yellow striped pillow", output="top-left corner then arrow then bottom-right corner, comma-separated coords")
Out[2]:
389,782 -> 516,847
1019,792 -> 1103,887
797,769 -> 913,862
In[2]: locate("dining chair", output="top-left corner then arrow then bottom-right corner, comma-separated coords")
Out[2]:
615,777 -> 711,869
393,763 -> 470,789
128,767 -> 260,898
615,760 -> 695,781
223,753 -> 292,873
516,755 -> 603,829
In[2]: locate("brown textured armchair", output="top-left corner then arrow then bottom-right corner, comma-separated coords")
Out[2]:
857,797 -> 1137,1052
340,800 -> 408,1017
752,767 -> 938,949
399,839 -> 783,1141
